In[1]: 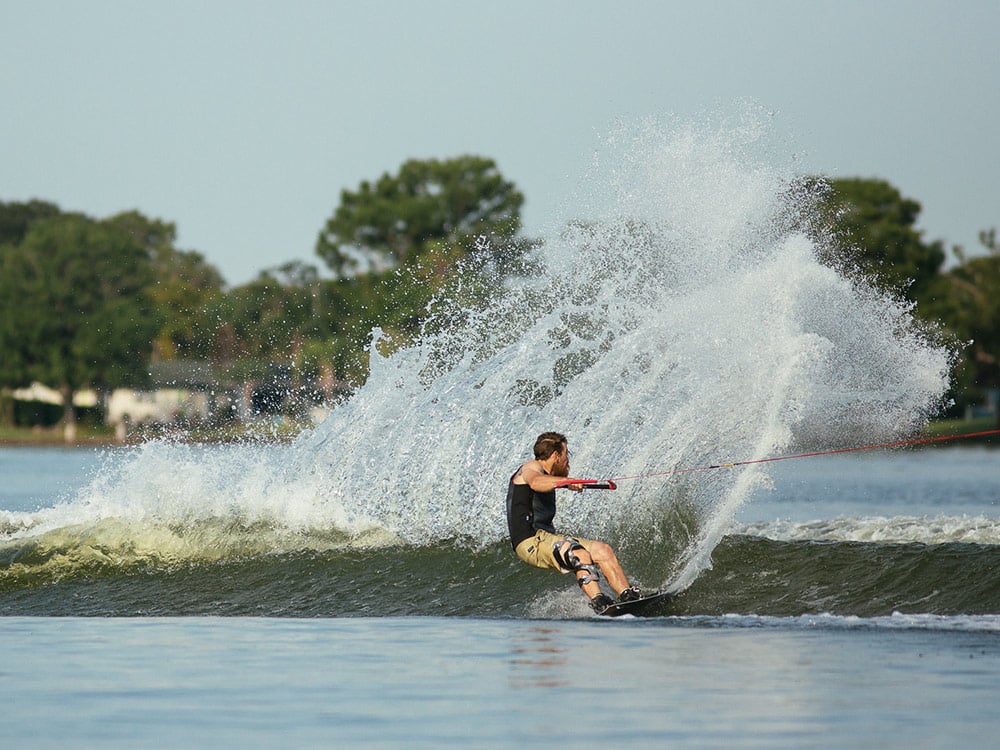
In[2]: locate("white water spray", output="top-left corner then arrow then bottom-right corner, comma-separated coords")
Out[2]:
286,109 -> 950,586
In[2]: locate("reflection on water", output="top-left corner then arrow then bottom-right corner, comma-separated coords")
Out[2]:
509,626 -> 570,689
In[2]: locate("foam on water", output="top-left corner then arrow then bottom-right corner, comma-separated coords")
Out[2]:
740,515 -> 1000,545
3,108 -> 953,592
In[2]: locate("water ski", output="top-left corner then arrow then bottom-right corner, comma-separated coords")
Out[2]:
595,590 -> 673,617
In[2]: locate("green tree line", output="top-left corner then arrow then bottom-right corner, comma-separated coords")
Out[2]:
1,161 -> 997,433
0,156 -> 529,431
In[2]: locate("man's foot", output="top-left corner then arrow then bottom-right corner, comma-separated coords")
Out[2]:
618,586 -> 643,603
589,593 -> 614,612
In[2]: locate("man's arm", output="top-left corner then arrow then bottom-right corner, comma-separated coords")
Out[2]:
521,463 -> 587,493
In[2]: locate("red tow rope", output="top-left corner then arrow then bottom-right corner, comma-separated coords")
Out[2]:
604,428 -> 1000,484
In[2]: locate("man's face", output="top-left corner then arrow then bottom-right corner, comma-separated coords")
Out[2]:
550,446 -> 570,477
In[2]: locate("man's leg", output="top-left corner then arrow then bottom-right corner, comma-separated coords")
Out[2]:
577,541 -> 631,595
554,538 -> 632,598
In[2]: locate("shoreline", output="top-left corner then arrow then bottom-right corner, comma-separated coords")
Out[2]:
1,418 -> 996,449
0,423 -> 309,448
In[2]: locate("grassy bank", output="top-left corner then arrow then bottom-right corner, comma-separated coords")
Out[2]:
923,416 -> 999,443
0,424 -> 118,446
1,417 -> 995,448
0,420 -> 312,447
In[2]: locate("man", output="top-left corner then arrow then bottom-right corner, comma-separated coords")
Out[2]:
506,431 -> 641,612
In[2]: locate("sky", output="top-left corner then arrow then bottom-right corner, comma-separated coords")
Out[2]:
2,0 -> 998,286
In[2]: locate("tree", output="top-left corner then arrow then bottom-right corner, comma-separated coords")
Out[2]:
819,178 -> 946,305
196,263 -> 325,391
310,156 -> 529,386
191,261 -> 361,417
0,199 -> 61,247
316,155 -> 525,277
926,230 -> 1000,415
105,211 -> 225,359
0,213 -> 161,438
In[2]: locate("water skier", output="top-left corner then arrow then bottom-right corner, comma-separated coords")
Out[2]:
506,431 -> 641,612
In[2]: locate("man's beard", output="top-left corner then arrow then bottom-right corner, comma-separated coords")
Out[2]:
551,453 -> 570,477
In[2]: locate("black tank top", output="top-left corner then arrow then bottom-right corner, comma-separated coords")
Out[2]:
506,471 -> 557,550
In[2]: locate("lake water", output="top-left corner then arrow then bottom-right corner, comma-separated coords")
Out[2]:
2,444 -> 998,748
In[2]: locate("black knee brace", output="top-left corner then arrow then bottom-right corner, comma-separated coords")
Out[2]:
553,539 -> 601,588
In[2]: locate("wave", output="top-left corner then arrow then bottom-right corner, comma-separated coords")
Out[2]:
3,515 -> 999,619
683,534 -> 1000,618
739,515 -> 1000,545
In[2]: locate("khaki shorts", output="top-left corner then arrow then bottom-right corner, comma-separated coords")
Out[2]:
514,529 -> 596,574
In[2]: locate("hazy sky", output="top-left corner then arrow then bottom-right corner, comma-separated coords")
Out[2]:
3,1 -> 997,285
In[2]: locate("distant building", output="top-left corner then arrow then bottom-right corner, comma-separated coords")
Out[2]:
105,360 -> 226,432
105,387 -> 211,428
11,382 -> 96,408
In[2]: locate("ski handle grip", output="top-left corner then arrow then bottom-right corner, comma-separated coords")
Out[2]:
554,479 -> 617,490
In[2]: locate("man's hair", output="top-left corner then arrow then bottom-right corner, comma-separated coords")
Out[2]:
533,431 -> 567,460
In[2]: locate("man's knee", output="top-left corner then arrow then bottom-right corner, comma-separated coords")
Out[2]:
588,541 -> 616,563
553,539 -> 601,588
